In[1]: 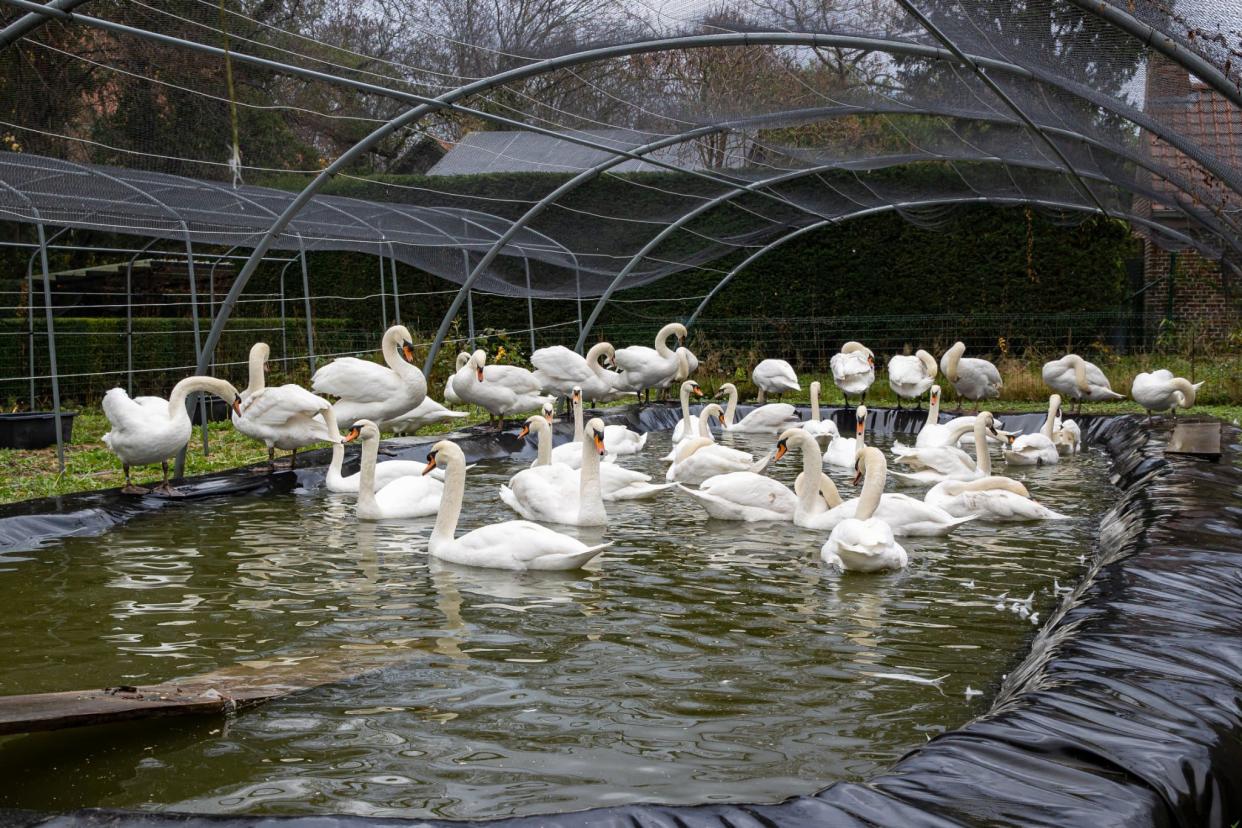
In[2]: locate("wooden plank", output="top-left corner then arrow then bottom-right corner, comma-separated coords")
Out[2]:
1167,421 -> 1223,462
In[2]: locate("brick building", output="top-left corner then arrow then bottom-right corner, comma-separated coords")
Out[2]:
1140,57 -> 1241,340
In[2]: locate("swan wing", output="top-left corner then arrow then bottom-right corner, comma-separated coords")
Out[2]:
699,472 -> 796,513
442,521 -> 609,570
530,346 -> 587,381
241,384 -> 330,427
312,357 -> 400,402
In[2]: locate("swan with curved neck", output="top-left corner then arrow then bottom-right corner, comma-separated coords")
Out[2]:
926,473 -> 1067,521
671,379 -> 704,442
613,322 -> 687,404
775,428 -> 973,536
424,440 -> 611,571
102,375 -> 242,495
716,382 -> 799,433
830,341 -> 876,405
233,341 -> 339,468
501,415 -> 607,526
1042,353 -> 1124,412
522,413 -> 672,502
453,349 -> 551,429
821,447 -> 908,572
887,349 -> 937,407
1132,370 -> 1204,420
666,404 -> 766,485
1003,396 -> 1061,466
343,419 -> 443,519
939,341 -> 1001,411
891,412 -> 999,484
311,325 -> 426,428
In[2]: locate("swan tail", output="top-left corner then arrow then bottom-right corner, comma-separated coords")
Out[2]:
542,541 -> 612,570
610,482 -> 675,501
498,484 -> 532,519
747,451 -> 773,475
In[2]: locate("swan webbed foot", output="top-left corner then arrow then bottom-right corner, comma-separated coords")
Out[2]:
153,482 -> 186,497
121,483 -> 151,495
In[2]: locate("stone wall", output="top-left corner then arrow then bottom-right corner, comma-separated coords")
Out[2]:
1141,241 -> 1240,340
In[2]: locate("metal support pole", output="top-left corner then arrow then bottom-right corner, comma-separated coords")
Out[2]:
388,243 -> 401,325
279,261 -> 290,365
125,255 -> 133,396
25,249 -> 35,409
35,222 -> 64,472
523,257 -> 535,354
188,234 -> 209,462
462,250 -> 475,352
378,251 -> 388,328
299,240 -> 315,374
575,267 -> 583,351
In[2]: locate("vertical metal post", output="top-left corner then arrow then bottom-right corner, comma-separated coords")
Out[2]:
575,265 -> 583,352
388,243 -> 401,325
186,235 -> 209,458
26,251 -> 36,409
35,222 -> 64,472
378,251 -> 388,328
125,254 -> 134,395
463,250 -> 475,351
299,240 -> 315,374
524,257 -> 535,354
279,260 -> 290,365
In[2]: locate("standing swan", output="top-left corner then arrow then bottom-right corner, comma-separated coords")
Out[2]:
613,322 -> 686,404
443,352 -> 470,407
312,325 -> 427,428
233,342 -> 338,468
346,420 -> 443,519
500,416 -> 608,526
452,349 -> 552,429
102,376 -> 242,495
887,349 -> 937,408
1132,370 -> 1204,420
830,342 -> 875,405
822,447 -> 908,572
1041,353 -> 1124,413
751,359 -> 800,403
717,382 -> 800,433
423,441 -> 611,571
939,341 -> 1001,411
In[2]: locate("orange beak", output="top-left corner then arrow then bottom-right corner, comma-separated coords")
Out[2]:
343,426 -> 361,443
775,441 -> 788,462
692,384 -> 703,397
543,410 -> 554,423
518,424 -> 530,440
401,342 -> 416,363
573,390 -> 581,403
476,366 -> 485,382
421,451 -> 438,476
593,432 -> 606,455
852,468 -> 863,486
867,356 -> 875,369
855,421 -> 864,437
232,395 -> 243,415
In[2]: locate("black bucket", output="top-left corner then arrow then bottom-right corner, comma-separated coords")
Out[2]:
0,411 -> 77,450
190,397 -> 232,425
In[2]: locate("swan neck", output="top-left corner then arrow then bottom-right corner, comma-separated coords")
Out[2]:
433,453 -> 466,543
168,376 -> 232,418
655,324 -> 677,358
246,347 -> 266,396
723,385 -> 737,426
534,419 -> 552,466
1043,400 -> 1057,437
578,429 -> 605,523
944,344 -> 962,382
697,407 -> 717,443
1071,355 -> 1089,394
358,433 -> 379,509
328,440 -> 344,484
1170,377 -> 1197,407
573,396 -> 584,441
918,350 -> 937,377
857,454 -> 884,520
680,383 -> 694,430
810,382 -> 820,421
586,343 -> 609,379
924,395 -> 939,428
794,432 -> 830,514
974,419 -> 991,475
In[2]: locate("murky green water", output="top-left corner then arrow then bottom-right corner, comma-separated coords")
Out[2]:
0,429 -> 1109,819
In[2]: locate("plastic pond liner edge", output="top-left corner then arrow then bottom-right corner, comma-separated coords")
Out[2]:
3,408 -> 1241,828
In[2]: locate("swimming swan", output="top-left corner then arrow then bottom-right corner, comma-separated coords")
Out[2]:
424,440 -> 611,571
1003,396 -> 1061,466
311,325 -> 427,428
521,411 -> 672,502
666,404 -> 767,485
891,412 -> 1001,485
550,388 -> 618,469
798,381 -> 840,441
102,375 -> 242,495
925,476 -> 1067,521
823,405 -> 867,468
717,382 -> 800,434
500,416 -> 608,526
346,419 -> 443,519
887,349 -> 937,407
821,447 -> 908,572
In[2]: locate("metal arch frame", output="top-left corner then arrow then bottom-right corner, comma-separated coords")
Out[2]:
576,151 -> 1236,349
0,0 -> 90,48
421,100 -> 1242,369
683,200 -> 1228,330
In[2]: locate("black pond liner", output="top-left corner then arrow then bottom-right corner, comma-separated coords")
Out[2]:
3,406 -> 1240,828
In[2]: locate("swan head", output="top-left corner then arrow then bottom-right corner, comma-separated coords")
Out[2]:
775,434 -> 790,462
541,400 -> 555,423
669,322 -> 688,347
455,351 -> 471,370
853,445 -> 884,486
572,386 -> 582,406
250,341 -> 270,370
854,405 -> 867,438
586,417 -> 606,455
715,382 -> 736,400
343,419 -> 381,444
231,392 -> 243,416
472,349 -> 487,381
978,411 -> 998,436
384,325 -> 416,363
423,439 -> 463,475
701,402 -> 724,426
518,413 -> 548,441
683,379 -> 703,397
929,384 -> 941,407
598,343 -> 617,370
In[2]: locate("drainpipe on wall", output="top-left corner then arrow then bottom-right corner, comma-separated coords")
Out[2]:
1165,251 -> 1178,325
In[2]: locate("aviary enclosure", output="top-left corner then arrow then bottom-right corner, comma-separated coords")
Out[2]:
0,1 -> 1240,826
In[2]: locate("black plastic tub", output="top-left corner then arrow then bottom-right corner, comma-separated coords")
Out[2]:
189,397 -> 232,425
1,406 -> 1240,828
0,412 -> 76,450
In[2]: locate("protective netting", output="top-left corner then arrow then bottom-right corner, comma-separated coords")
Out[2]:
0,0 -> 1239,336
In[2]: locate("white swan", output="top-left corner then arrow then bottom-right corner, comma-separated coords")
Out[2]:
939,341 -> 1001,410
423,440 -> 611,571
232,342 -> 337,469
926,476 -> 1067,521
451,349 -> 552,429
665,404 -> 765,485
1052,415 -> 1081,456
671,379 -> 705,442
1042,354 -> 1124,412
678,470 -> 796,522
346,420 -> 443,519
717,382 -> 800,433
751,358 -> 800,403
887,349 -> 937,407
102,375 -> 242,495
521,412 -> 672,501
1132,370 -> 1204,419
891,412 -> 1000,485
532,342 -> 635,403
324,429 -> 456,493
500,416 -> 608,526
613,322 -> 686,403
775,428 -> 973,537
311,325 -> 427,428
830,341 -> 875,404
799,381 -> 840,441
379,396 -> 468,435
603,420 -> 646,456
822,447 -> 908,572
1003,396 -> 1061,466
443,352 -> 469,406
549,388 -> 617,469
823,404 -> 867,468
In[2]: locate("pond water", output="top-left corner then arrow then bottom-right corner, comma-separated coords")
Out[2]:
0,426 -> 1110,820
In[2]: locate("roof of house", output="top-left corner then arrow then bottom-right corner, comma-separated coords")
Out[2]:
1146,74 -> 1242,214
